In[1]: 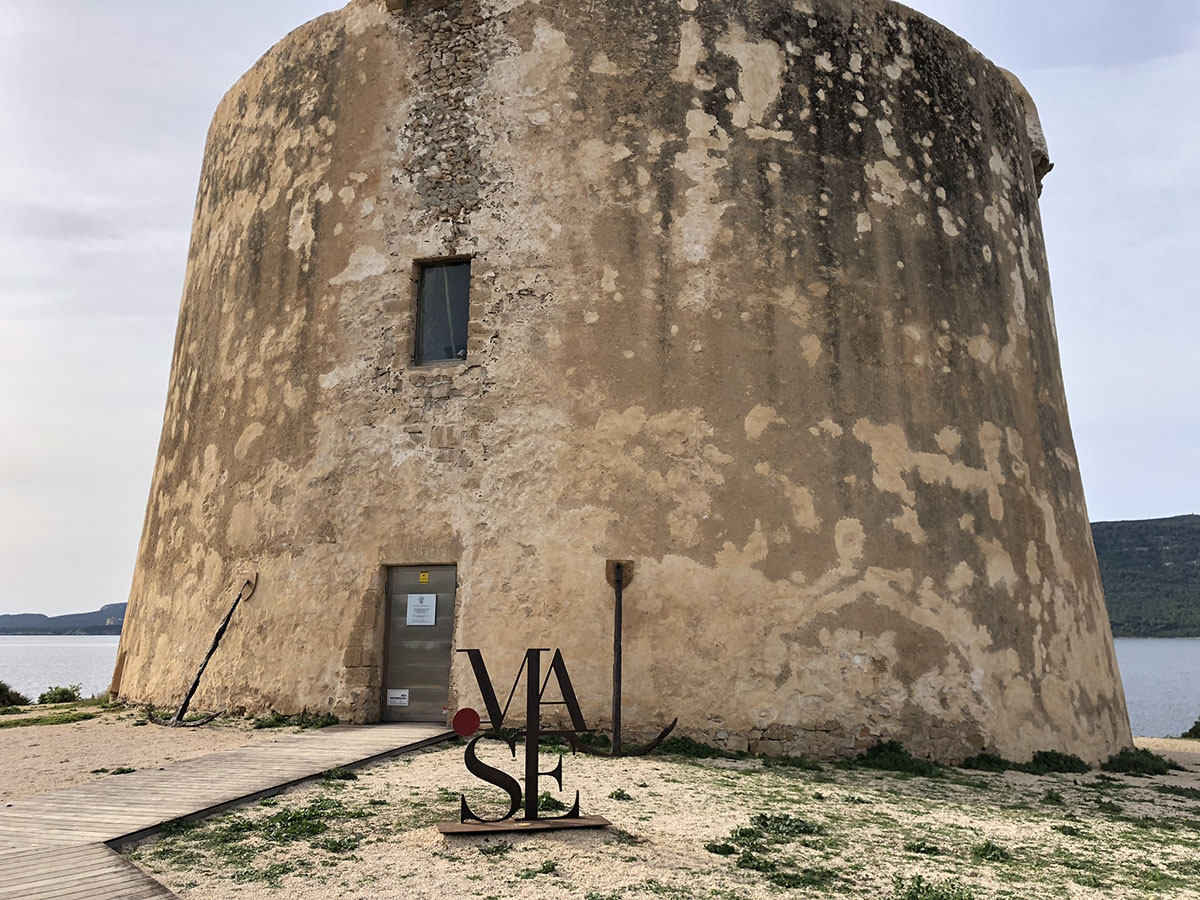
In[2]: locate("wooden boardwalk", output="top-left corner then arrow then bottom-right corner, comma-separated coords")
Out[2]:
0,723 -> 452,899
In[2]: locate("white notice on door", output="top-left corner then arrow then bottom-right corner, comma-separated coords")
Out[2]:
386,689 -> 409,707
406,593 -> 436,626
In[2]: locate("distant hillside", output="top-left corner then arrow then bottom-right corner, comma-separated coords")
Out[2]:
0,602 -> 126,635
1094,514 -> 1200,637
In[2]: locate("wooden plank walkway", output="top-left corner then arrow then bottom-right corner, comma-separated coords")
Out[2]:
0,723 -> 452,899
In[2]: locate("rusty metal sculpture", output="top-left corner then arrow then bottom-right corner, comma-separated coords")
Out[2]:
149,574 -> 257,727
438,647 -> 610,833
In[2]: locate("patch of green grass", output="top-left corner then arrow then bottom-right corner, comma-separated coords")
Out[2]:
851,741 -> 941,777
735,851 -> 775,872
0,710 -> 97,729
531,791 -> 567,812
970,840 -> 1012,863
323,766 -> 358,781
749,812 -> 824,837
1156,784 -> 1200,801
478,841 -> 512,856
890,874 -> 976,900
609,828 -> 645,845
109,766 -> 136,775
37,684 -> 82,705
654,736 -> 742,759
0,706 -> 24,716
1041,789 -> 1065,805
609,788 -> 633,801
313,833 -> 361,853
1052,824 -> 1086,837
517,860 -> 557,879
251,710 -> 338,730
768,866 -> 839,888
1102,747 -> 1179,776
904,839 -> 943,855
1014,751 -> 1090,775
705,842 -> 736,855
763,754 -> 823,771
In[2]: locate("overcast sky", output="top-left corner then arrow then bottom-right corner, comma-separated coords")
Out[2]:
1,1 -> 1197,616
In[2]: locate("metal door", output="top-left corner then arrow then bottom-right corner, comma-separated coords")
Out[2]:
383,565 -> 456,722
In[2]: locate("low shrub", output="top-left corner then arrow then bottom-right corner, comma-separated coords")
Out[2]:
37,684 -> 82,705
0,681 -> 31,707
958,752 -> 1012,772
852,740 -> 941,777
0,706 -> 23,716
903,839 -> 943,855
608,788 -> 633,801
1014,750 -> 1090,775
1101,747 -> 1179,777
323,766 -> 358,781
1041,789 -> 1065,805
705,842 -> 737,855
1182,717 -> 1200,740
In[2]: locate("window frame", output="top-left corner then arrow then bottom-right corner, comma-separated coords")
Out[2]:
412,257 -> 472,367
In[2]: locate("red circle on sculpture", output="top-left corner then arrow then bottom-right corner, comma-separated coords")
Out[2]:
453,707 -> 481,737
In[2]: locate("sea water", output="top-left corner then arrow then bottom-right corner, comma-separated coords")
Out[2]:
0,634 -> 121,701
0,635 -> 1197,736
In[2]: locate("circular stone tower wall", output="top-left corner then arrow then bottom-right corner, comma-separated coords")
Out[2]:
114,0 -> 1131,762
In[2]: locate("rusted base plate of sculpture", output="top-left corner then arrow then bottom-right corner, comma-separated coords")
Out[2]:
438,815 -> 611,835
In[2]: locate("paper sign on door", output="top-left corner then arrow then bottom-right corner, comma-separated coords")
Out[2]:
387,689 -> 409,707
406,593 -> 436,626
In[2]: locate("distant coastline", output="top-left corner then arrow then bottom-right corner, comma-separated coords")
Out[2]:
0,602 -> 125,636
1,512 -> 1196,638
1094,514 -> 1200,638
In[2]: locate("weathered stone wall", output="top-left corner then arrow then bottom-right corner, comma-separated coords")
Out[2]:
114,0 -> 1132,762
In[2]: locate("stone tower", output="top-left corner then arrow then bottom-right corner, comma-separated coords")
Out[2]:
112,0 -> 1132,763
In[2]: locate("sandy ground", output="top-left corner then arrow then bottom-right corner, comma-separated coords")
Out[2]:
126,734 -> 1200,900
0,707 -> 281,803
1135,736 -> 1200,768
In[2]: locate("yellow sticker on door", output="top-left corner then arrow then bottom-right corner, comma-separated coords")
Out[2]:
419,572 -> 430,584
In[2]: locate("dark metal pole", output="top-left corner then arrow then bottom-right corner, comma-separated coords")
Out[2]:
612,562 -> 623,757
524,649 -> 541,820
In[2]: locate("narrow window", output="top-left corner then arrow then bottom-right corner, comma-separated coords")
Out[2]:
415,260 -> 470,364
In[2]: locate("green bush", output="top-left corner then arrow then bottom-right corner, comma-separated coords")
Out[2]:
958,752 -> 1012,772
1182,718 -> 1200,740
852,740 -> 941,777
0,681 -> 31,707
1101,747 -> 1179,776
0,706 -> 23,716
38,684 -> 82,705
1015,750 -> 1090,775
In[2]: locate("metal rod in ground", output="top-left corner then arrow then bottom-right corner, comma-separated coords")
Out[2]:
612,562 -> 623,757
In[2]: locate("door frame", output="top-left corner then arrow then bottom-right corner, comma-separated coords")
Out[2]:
378,562 -> 459,723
